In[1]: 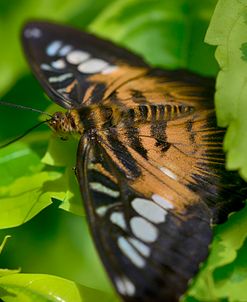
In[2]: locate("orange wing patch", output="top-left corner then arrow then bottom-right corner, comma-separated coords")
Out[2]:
101,69 -> 215,111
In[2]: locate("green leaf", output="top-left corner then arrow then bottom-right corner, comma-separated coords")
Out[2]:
0,171 -> 65,229
0,236 -> 20,277
42,135 -> 83,216
49,167 -> 84,216
0,236 -> 11,255
212,238 -> 247,302
0,273 -> 116,302
42,135 -> 78,168
0,142 -> 43,187
90,0 -> 218,75
0,269 -> 21,278
205,0 -> 247,180
184,203 -> 247,301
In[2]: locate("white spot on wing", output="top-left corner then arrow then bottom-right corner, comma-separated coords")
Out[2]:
115,277 -> 135,296
46,41 -> 62,56
24,28 -> 42,38
59,45 -> 73,56
130,217 -> 158,243
160,167 -> 177,180
48,73 -> 73,83
51,59 -> 66,69
78,58 -> 109,74
67,50 -> 90,64
96,206 -> 108,216
57,88 -> 67,94
96,203 -> 119,217
118,237 -> 146,268
128,237 -> 151,257
40,64 -> 53,71
131,198 -> 167,224
152,194 -> 174,210
90,182 -> 120,198
102,65 -> 118,74
110,212 -> 127,230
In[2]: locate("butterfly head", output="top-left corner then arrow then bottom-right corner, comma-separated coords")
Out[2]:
48,111 -> 73,136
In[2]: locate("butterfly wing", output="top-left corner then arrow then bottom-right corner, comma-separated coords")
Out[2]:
21,21 -> 214,112
22,21 -> 148,109
77,105 -> 247,301
76,134 -> 212,302
100,67 -> 216,112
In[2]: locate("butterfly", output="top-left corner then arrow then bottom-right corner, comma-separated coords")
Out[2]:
21,21 -> 247,302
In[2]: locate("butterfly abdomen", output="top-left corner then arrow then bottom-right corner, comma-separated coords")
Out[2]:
120,104 -> 194,125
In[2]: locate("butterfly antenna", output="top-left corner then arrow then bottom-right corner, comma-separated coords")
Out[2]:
0,100 -> 52,117
0,119 -> 50,149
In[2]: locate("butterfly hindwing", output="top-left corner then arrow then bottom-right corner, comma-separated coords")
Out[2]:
76,135 -> 212,302
22,21 -> 148,109
76,100 -> 246,301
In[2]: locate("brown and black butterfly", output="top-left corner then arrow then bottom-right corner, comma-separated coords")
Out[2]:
21,21 -> 247,302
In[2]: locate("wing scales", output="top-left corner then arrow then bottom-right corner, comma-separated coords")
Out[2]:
22,21 -> 148,109
76,135 -> 212,302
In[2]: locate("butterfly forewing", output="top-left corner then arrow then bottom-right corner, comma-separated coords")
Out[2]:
22,21 -> 148,109
21,21 -> 247,302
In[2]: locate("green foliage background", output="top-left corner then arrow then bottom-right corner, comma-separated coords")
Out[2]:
0,0 -> 247,301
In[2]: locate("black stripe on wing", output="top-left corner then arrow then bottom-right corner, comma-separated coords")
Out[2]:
76,135 -> 212,302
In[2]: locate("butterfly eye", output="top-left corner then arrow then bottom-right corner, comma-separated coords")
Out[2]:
54,112 -> 64,120
48,112 -> 64,130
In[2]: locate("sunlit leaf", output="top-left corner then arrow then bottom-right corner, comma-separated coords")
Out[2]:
212,238 -> 247,302
0,171 -> 65,229
42,135 -> 78,167
0,142 -> 43,186
0,273 -> 116,302
42,135 -> 83,216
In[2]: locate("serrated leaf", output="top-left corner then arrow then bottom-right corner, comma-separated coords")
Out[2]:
212,238 -> 247,302
0,273 -> 116,302
90,0 -> 218,75
205,0 -> 247,180
185,203 -> 247,301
